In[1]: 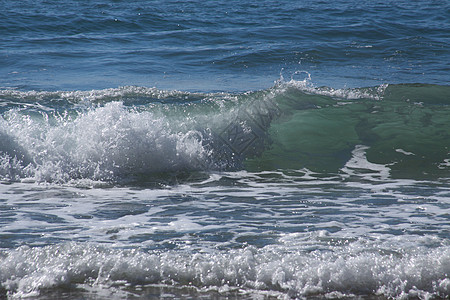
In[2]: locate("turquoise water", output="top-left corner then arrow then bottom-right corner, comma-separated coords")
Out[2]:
1,1 -> 449,299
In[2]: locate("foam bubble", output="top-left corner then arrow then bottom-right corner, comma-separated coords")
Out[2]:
1,239 -> 449,299
0,101 -> 211,183
0,86 -> 284,183
341,145 -> 391,181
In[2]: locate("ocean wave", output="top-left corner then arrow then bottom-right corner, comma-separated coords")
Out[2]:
0,82 -> 449,184
1,236 -> 449,299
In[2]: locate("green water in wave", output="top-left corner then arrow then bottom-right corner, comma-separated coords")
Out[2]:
245,84 -> 450,179
0,83 -> 448,182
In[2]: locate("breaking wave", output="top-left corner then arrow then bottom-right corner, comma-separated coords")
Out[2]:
0,81 -> 449,184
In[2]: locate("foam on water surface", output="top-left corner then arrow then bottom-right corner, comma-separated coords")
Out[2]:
1,235 -> 449,299
0,81 -> 449,299
1,159 -> 449,298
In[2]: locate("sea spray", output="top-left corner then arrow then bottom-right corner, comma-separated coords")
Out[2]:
0,86 -> 282,183
1,82 -> 449,183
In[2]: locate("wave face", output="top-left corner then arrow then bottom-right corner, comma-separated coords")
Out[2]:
247,81 -> 450,179
0,81 -> 449,184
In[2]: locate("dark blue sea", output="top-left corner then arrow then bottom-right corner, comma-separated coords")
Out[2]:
1,1 -> 449,299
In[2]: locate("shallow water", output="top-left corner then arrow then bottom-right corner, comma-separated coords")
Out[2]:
1,150 -> 449,298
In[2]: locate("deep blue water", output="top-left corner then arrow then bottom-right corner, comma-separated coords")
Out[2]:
0,1 -> 449,299
1,0 -> 449,91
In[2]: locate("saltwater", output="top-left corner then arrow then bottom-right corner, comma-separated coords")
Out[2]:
1,0 -> 449,299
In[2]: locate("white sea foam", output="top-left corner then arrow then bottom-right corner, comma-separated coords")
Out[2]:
340,145 -> 391,181
277,73 -> 388,101
0,86 -> 285,183
1,238 -> 449,299
277,71 -> 388,100
1,101 -> 211,183
1,165 -> 448,298
0,86 -> 199,103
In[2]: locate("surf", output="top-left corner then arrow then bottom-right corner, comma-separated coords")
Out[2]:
0,81 -> 449,184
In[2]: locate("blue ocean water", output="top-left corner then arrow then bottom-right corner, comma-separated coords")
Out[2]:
2,0 -> 449,91
0,0 -> 449,299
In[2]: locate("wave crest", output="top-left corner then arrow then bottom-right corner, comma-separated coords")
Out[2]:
1,82 -> 449,183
